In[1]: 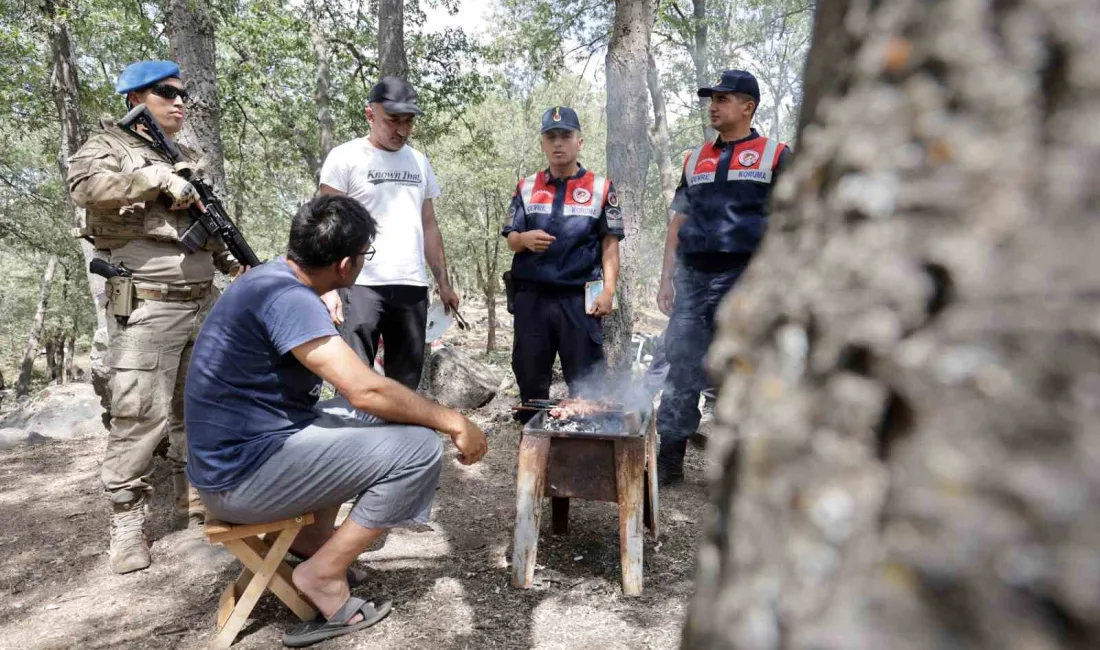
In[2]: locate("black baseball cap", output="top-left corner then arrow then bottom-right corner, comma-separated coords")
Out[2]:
541,106 -> 581,133
368,76 -> 423,115
698,70 -> 760,103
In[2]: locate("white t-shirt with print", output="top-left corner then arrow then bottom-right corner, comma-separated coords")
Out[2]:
319,138 -> 441,286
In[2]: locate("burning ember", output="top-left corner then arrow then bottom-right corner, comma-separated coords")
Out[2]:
542,411 -> 626,434
543,399 -> 624,433
519,398 -> 645,436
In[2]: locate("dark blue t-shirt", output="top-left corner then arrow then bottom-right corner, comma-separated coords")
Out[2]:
185,257 -> 339,491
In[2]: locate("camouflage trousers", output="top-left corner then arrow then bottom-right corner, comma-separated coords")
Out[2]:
100,291 -> 217,498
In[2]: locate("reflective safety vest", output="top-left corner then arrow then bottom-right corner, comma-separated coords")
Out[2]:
675,131 -> 787,258
502,166 -> 624,287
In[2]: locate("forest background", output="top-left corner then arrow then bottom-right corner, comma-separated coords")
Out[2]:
0,0 -> 812,394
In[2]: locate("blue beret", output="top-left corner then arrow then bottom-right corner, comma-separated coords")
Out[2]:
115,60 -> 181,94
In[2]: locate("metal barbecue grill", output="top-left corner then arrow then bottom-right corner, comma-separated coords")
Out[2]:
511,395 -> 659,596
516,398 -> 646,438
523,408 -> 644,438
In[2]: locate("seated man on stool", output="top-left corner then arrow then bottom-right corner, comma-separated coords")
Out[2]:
184,194 -> 487,647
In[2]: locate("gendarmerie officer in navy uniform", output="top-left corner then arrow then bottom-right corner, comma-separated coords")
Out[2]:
655,70 -> 793,485
502,107 -> 624,419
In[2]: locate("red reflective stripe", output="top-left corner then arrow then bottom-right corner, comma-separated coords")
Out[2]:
771,143 -> 788,170
520,173 -> 539,206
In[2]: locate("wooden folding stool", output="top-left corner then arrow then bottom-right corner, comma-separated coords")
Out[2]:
204,514 -> 318,649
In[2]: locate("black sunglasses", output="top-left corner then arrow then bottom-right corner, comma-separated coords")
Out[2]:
149,84 -> 190,102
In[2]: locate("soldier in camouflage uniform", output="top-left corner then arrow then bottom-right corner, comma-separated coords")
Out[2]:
68,61 -> 240,574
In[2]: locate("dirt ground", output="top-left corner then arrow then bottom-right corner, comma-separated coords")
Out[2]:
0,308 -> 709,650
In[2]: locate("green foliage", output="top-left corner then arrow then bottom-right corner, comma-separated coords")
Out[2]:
0,0 -> 813,380
0,0 -> 487,379
720,0 -> 814,142
491,0 -> 612,86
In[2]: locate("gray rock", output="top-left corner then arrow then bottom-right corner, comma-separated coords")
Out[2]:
0,428 -> 27,451
427,346 -> 502,409
0,384 -> 107,441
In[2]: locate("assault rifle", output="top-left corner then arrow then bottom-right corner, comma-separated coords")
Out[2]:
118,104 -> 261,269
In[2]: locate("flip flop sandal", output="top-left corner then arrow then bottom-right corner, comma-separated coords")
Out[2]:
282,596 -> 392,648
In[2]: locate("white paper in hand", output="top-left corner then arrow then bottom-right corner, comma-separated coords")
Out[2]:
424,302 -> 453,343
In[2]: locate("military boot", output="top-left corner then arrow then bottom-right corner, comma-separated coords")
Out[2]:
172,471 -> 205,528
657,439 -> 688,486
109,491 -> 150,574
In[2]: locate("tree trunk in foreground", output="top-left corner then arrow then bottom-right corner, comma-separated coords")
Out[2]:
684,0 -> 1100,648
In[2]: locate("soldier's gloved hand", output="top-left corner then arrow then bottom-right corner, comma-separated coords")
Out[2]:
173,161 -> 201,179
159,169 -> 199,210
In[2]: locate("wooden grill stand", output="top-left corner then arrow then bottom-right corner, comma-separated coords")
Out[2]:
511,411 -> 659,596
204,514 -> 318,649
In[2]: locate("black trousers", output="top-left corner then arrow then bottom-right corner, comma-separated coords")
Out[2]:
511,285 -> 605,407
338,284 -> 428,390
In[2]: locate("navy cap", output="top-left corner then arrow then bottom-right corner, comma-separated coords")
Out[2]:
115,60 -> 181,94
369,76 -> 423,115
541,106 -> 581,133
698,69 -> 760,103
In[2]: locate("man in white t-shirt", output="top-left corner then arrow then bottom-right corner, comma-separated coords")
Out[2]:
318,77 -> 459,389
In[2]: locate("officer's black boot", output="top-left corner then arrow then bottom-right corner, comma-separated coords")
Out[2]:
657,439 -> 688,486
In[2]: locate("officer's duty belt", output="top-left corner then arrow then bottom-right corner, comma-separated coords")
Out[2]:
133,280 -> 212,302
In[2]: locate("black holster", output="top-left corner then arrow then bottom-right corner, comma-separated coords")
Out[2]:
503,270 -> 516,314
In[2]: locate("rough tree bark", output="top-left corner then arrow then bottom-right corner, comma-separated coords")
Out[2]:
306,0 -> 335,177
474,195 -> 502,353
168,0 -> 228,195
45,334 -> 58,383
474,244 -> 499,354
691,0 -> 713,141
485,280 -> 497,352
310,19 -> 334,167
378,0 -> 409,79
16,256 -> 58,397
43,0 -> 110,398
604,0 -> 656,372
62,331 -> 74,384
647,52 -> 678,216
684,0 -> 1100,649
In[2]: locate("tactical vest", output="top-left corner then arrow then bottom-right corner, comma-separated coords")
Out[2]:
511,168 -> 613,287
71,122 -> 221,253
676,133 -> 785,257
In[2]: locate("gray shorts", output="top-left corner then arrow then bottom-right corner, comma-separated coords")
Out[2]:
197,400 -> 444,529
